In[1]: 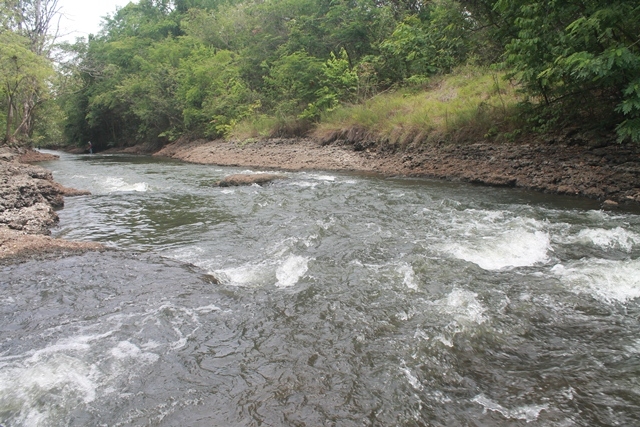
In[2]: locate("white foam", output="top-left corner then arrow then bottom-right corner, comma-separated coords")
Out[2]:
276,255 -> 310,288
25,332 -> 113,363
311,174 -> 336,182
317,216 -> 336,230
290,180 -> 318,188
401,366 -> 423,391
195,304 -> 221,313
552,258 -> 640,303
433,289 -> 486,325
445,230 -> 551,270
397,263 -> 418,290
111,341 -> 159,363
102,177 -> 149,193
0,354 -> 98,426
215,262 -> 273,287
570,227 -> 639,252
472,394 -> 547,423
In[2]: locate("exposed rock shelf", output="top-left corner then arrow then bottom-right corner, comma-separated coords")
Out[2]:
155,137 -> 640,207
0,147 -> 102,261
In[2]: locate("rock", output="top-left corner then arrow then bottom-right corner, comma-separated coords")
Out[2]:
482,174 -> 517,187
0,227 -> 103,260
0,149 -> 90,235
602,199 -> 618,209
215,173 -> 286,187
0,147 -> 104,260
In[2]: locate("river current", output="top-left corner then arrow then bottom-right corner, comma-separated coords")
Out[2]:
1,151 -> 640,426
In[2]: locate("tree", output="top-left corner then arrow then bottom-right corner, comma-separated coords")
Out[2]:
0,0 -> 61,144
177,44 -> 256,137
0,31 -> 52,143
497,0 -> 640,141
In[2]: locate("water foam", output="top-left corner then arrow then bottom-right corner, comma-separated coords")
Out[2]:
103,177 -> 149,193
111,341 -> 159,363
435,289 -> 487,325
445,230 -> 551,270
0,349 -> 99,426
472,394 -> 547,423
552,258 -> 640,303
397,263 -> 418,290
310,174 -> 336,182
401,366 -> 424,391
215,262 -> 273,287
427,289 -> 487,346
570,227 -> 639,252
276,255 -> 310,288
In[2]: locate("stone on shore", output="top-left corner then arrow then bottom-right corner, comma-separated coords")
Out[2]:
215,173 -> 287,187
0,147 -> 100,260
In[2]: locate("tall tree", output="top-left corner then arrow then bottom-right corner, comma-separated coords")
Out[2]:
0,0 -> 61,143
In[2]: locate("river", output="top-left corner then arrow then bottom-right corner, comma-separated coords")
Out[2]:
1,150 -> 639,426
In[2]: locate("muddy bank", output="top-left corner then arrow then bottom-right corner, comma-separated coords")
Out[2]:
155,137 -> 640,207
0,146 -> 103,260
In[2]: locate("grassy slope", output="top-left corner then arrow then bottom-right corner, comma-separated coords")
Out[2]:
233,67 -> 523,148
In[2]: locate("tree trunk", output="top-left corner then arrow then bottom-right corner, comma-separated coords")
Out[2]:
5,94 -> 14,143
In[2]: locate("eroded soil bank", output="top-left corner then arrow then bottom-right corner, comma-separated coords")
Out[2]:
155,137 -> 640,208
0,146 -> 103,261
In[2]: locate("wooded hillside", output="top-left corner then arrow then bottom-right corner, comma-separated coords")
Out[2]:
2,0 -> 639,150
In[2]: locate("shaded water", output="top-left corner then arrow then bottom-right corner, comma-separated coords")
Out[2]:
1,151 -> 640,426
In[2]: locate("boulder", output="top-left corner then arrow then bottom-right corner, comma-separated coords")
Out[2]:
215,173 -> 286,187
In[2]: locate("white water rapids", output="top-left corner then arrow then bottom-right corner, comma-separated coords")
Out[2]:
1,150 -> 639,426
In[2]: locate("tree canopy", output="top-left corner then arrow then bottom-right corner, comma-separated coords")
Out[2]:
2,0 -> 639,148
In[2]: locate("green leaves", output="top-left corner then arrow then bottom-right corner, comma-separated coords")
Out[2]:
0,31 -> 54,143
377,0 -> 475,85
501,0 -> 640,141
177,45 -> 255,137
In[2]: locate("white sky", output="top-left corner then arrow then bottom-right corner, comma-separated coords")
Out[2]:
56,0 -> 133,42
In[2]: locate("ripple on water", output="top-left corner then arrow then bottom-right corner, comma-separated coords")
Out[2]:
12,152 -> 640,426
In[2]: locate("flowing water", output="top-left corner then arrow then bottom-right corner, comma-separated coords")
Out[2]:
1,150 -> 640,426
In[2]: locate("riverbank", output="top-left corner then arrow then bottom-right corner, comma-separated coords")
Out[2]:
154,136 -> 640,207
3,133 -> 639,260
0,146 -> 103,261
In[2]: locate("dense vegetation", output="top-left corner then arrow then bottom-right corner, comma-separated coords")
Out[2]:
2,0 -> 639,151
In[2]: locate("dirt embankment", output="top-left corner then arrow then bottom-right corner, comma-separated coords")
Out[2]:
0,146 -> 103,261
155,136 -> 640,207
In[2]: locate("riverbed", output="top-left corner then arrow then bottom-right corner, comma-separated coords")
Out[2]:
1,151 -> 639,426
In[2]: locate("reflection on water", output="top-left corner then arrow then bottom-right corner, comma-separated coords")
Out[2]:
0,150 -> 639,426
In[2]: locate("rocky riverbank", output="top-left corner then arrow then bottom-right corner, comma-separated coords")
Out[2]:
0,147 -> 103,261
155,136 -> 640,208
3,133 -> 639,260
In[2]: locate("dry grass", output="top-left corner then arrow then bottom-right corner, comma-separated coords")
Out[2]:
231,66 -> 523,148
313,66 -> 522,148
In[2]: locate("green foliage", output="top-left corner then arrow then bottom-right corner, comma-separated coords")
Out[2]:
0,31 -> 53,143
315,67 -> 521,146
498,0 -> 640,141
377,0 -> 475,85
58,0 -> 640,148
263,50 -> 325,117
301,48 -> 359,119
177,45 -> 257,137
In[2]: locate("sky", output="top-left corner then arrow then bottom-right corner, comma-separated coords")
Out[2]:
56,0 -> 133,42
